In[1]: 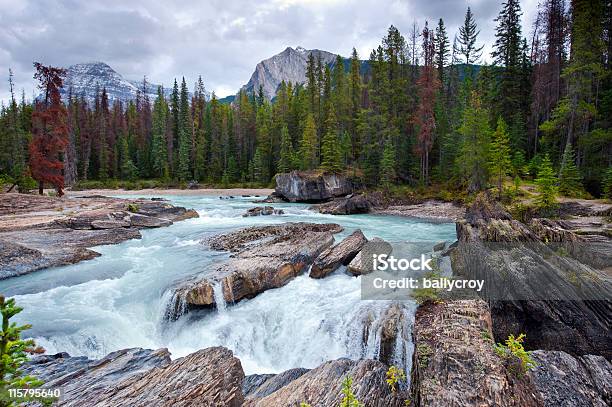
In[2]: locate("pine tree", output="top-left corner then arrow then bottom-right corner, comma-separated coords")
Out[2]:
380,138 -> 396,189
29,63 -> 68,196
558,145 -> 584,197
457,7 -> 484,65
320,107 -> 342,173
300,113 -> 318,170
177,78 -> 191,181
434,18 -> 450,83
0,296 -> 45,400
456,91 -> 491,192
151,86 -> 169,178
489,117 -> 513,199
277,125 -> 294,173
535,154 -> 558,207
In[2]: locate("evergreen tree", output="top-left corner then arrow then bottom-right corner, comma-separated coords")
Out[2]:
434,18 -> 450,83
299,113 -> 318,170
380,138 -> 396,189
456,91 -> 491,192
277,125 -> 294,173
535,154 -> 558,207
151,86 -> 169,178
558,144 -> 584,196
177,78 -> 191,181
320,107 -> 342,173
489,117 -> 513,199
0,296 -> 45,403
457,7 -> 484,65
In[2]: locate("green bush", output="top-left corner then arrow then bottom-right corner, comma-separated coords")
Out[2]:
385,365 -> 406,393
340,376 -> 363,407
493,333 -> 537,377
126,203 -> 139,213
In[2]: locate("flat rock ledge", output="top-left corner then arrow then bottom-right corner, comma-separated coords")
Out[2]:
166,222 -> 342,319
0,193 -> 198,279
309,229 -> 367,278
372,200 -> 465,222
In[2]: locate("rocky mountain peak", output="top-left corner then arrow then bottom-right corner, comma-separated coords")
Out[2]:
241,46 -> 338,99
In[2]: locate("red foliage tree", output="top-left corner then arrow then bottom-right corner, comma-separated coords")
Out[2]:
29,62 -> 68,196
415,22 -> 441,185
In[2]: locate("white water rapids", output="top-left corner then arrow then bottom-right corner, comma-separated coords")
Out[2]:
0,195 -> 456,375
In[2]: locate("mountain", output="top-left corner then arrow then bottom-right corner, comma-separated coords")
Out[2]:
241,46 -> 338,99
58,62 -> 197,105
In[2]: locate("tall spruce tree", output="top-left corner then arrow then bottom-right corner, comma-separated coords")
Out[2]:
558,144 -> 584,196
489,117 -> 513,199
177,78 -> 192,181
457,7 -> 484,65
535,154 -> 558,207
434,19 -> 450,84
151,86 -> 169,178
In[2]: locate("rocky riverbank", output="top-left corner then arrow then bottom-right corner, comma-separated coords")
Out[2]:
0,193 -> 198,279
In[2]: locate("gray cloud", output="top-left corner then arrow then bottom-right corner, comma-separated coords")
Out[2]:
0,0 -> 538,103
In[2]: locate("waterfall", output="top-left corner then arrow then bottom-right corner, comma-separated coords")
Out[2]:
212,281 -> 227,312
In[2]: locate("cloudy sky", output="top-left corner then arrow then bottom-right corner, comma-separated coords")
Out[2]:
1,0 -> 538,103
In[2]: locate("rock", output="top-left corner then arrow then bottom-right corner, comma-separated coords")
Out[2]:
274,170 -> 353,203
187,180 -> 199,189
244,368 -> 310,400
0,193 -> 198,278
313,194 -> 371,215
24,347 -> 244,407
91,219 -> 130,229
309,229 -> 367,278
372,200 -> 465,222
529,350 -> 612,407
242,206 -> 285,217
244,358 -> 406,407
411,300 -> 543,407
452,193 -> 612,358
347,237 -> 391,276
168,223 -> 342,317
254,192 -> 287,204
432,241 -> 446,251
128,213 -> 172,228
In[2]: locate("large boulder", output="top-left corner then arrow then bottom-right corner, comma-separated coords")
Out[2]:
244,358 -> 407,407
242,206 -> 284,217
167,223 -> 342,319
275,171 -> 353,202
347,237 -> 392,276
24,346 -> 245,407
411,300 -> 543,407
451,193 -> 612,358
312,194 -> 372,215
309,229 -> 367,278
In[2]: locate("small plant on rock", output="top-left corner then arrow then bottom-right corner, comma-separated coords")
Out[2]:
126,203 -> 139,213
340,375 -> 363,407
385,365 -> 406,393
493,333 -> 537,377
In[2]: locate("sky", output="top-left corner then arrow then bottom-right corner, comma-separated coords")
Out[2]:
0,0 -> 538,103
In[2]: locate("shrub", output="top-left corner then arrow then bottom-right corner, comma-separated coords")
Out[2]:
385,365 -> 406,393
493,333 -> 537,377
340,376 -> 363,407
126,203 -> 139,213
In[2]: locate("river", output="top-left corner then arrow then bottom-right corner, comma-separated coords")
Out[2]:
0,194 -> 456,375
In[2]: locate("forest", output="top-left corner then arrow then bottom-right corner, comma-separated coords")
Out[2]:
0,0 -> 610,200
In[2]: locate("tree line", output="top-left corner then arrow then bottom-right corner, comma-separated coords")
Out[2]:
0,0 -> 610,198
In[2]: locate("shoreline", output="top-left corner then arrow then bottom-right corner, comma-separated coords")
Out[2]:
66,188 -> 274,197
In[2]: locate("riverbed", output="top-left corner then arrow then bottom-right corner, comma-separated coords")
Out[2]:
0,194 -> 456,375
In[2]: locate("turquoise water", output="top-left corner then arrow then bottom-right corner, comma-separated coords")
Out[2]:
0,195 -> 456,374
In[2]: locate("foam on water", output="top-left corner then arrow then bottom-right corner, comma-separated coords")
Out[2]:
0,195 -> 455,375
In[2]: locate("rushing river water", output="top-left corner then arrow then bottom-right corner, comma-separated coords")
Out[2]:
0,195 -> 456,375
